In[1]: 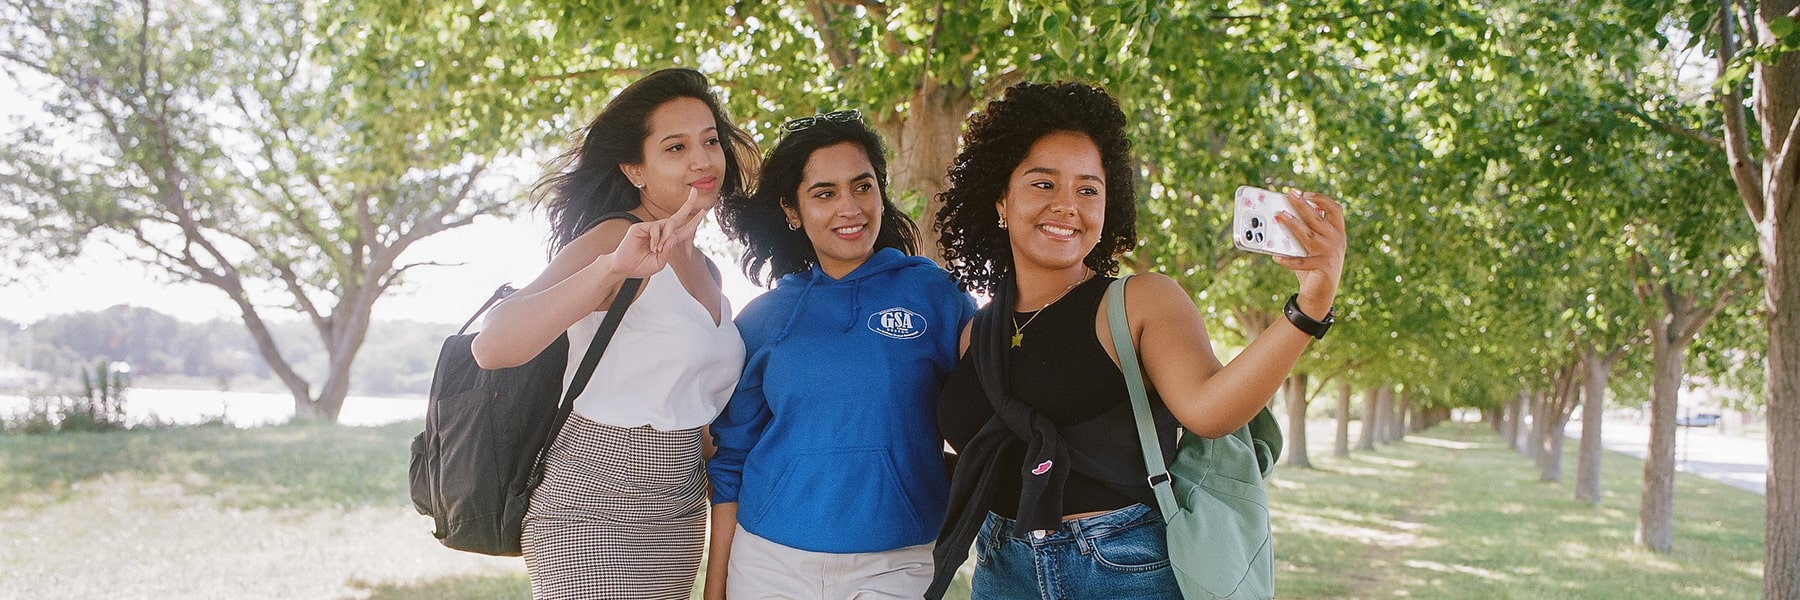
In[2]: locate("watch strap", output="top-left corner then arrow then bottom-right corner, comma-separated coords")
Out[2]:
1283,293 -> 1334,340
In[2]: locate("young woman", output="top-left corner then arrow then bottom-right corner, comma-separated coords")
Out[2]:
707,111 -> 975,599
924,82 -> 1347,598
470,68 -> 759,599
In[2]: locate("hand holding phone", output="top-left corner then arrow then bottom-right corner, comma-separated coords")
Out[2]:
1233,186 -> 1312,258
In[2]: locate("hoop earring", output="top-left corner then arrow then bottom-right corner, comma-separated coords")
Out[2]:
788,222 -> 800,231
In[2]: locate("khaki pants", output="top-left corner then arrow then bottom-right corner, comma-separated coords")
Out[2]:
726,524 -> 934,600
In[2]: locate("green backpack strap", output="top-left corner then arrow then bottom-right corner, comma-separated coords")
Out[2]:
1107,277 -> 1283,485
1249,402 -> 1282,477
1105,276 -> 1184,522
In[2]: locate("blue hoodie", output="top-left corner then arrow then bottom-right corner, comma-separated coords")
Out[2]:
708,247 -> 975,554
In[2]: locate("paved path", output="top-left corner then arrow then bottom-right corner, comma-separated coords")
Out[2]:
1566,418 -> 1766,494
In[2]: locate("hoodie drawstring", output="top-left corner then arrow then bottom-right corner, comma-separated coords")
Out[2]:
773,276 -> 818,345
847,279 -> 863,333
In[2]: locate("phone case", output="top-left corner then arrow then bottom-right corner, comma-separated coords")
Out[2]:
1232,186 -> 1309,258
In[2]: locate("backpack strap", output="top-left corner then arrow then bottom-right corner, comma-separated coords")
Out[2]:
1105,276 -> 1183,523
529,210 -> 646,490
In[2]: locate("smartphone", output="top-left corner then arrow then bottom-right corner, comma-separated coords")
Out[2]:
1232,186 -> 1310,258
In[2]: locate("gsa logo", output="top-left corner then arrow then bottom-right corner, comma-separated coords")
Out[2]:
868,307 -> 927,340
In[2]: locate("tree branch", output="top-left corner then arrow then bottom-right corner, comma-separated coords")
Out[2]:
805,1 -> 857,71
1678,269 -> 1749,343
1717,0 -> 1766,221
526,67 -> 645,84
266,253 -> 329,331
1616,104 -> 1725,150
1770,99 -> 1800,216
819,0 -> 887,16
981,67 -> 1027,99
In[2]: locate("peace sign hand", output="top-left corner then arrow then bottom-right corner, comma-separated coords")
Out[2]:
608,187 -> 709,279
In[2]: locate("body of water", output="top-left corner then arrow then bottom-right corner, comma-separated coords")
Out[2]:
0,387 -> 426,427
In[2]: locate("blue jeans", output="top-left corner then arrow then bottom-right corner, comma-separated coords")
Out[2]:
971,503 -> 1183,600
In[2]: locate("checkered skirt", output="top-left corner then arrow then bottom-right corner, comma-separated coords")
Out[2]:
522,413 -> 708,599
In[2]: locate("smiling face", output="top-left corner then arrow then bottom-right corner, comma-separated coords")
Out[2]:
784,141 -> 884,279
622,96 -> 726,216
997,130 -> 1107,276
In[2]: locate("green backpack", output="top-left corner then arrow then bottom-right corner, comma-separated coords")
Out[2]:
1106,276 -> 1282,600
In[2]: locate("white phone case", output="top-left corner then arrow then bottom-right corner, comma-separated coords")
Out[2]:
1232,186 -> 1310,258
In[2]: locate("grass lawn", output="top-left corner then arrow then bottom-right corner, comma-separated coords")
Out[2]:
0,419 -> 1762,598
1271,422 -> 1763,599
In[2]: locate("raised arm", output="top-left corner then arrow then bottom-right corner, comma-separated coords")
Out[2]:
471,189 -> 708,368
1125,191 -> 1346,437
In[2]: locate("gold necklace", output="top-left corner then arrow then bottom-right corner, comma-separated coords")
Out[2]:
1011,270 -> 1092,348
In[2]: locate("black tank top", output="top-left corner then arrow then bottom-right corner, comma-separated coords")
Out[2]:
938,275 -> 1178,517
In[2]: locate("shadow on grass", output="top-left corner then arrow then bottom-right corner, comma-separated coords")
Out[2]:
348,573 -> 531,600
0,420 -> 424,510
1271,422 -> 1763,599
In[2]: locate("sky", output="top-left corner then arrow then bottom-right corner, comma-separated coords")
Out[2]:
0,65 -> 771,329
0,214 -> 770,327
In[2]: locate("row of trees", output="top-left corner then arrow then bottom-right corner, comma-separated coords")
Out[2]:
1,0 -> 1793,596
2,306 -> 453,397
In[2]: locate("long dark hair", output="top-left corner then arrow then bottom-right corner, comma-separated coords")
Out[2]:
718,115 -> 918,286
933,82 -> 1137,295
534,68 -> 758,252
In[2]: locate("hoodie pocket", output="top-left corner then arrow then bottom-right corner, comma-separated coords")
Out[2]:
749,447 -> 928,536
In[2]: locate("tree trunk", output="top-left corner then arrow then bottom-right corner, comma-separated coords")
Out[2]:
1285,373 -> 1311,468
1577,347 -> 1609,504
1372,385 -> 1393,446
1541,390 -> 1570,484
1764,165 -> 1800,598
1638,325 -> 1689,553
881,78 -> 975,264
1500,394 -> 1519,450
1391,389 -> 1410,442
1358,384 -> 1379,451
1515,393 -> 1532,455
1334,379 -> 1352,457
1533,392 -> 1553,473
1711,0 -> 1797,591
1524,392 -> 1544,462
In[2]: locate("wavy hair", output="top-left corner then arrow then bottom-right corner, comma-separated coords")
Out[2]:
718,115 -> 918,286
533,68 -> 758,252
933,81 -> 1137,295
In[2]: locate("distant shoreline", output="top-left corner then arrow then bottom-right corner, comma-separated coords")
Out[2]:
0,387 -> 426,427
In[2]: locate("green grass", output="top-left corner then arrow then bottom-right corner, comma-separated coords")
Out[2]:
349,573 -> 533,599
0,419 -> 1763,598
0,420 -> 415,510
1270,422 -> 1763,599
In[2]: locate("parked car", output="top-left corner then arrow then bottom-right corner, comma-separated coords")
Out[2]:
1677,413 -> 1721,427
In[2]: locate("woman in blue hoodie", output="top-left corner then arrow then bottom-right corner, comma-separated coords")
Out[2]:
708,110 -> 975,599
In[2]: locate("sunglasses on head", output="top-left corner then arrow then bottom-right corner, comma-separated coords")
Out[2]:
779,109 -> 862,134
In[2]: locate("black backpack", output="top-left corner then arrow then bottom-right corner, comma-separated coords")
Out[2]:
408,215 -> 642,556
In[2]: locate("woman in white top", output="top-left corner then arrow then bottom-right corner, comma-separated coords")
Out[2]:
471,68 -> 757,600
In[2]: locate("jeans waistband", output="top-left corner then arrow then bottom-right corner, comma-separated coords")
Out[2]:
983,503 -> 1158,546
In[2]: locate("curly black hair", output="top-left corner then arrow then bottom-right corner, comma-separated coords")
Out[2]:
534,68 -> 759,253
933,81 -> 1137,295
718,115 -> 918,287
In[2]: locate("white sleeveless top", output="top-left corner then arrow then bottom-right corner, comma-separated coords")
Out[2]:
561,265 -> 744,430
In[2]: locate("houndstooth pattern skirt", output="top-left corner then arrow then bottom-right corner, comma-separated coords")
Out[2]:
522,413 -> 709,599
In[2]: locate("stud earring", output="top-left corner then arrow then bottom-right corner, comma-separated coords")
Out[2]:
635,183 -> 645,189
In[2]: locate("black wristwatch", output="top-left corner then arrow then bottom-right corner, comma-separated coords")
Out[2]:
1283,294 -> 1335,340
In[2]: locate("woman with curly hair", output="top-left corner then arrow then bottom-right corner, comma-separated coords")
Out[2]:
708,111 -> 975,599
471,67 -> 758,599
924,82 -> 1347,598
